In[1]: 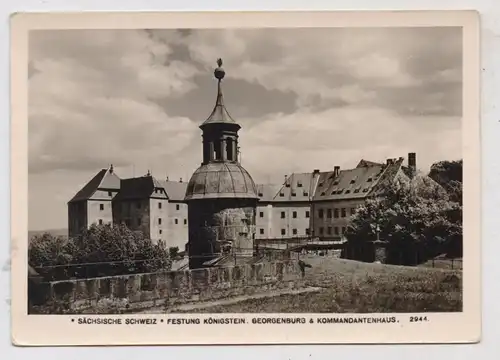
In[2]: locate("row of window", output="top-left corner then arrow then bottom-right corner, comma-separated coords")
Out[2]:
99,203 -> 183,211
96,218 -> 187,226
259,210 -> 310,219
318,208 -> 355,219
257,227 -> 346,236
258,228 -> 309,236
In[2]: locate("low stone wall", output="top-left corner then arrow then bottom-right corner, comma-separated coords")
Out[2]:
30,260 -> 304,314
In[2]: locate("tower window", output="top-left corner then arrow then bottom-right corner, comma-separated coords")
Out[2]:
98,219 -> 103,225
281,211 -> 285,219
293,211 -> 297,218
99,204 -> 104,211
175,219 -> 178,225
158,218 -> 162,225
305,210 -> 310,218
260,228 -> 264,235
259,211 -> 264,218
108,191 -> 112,197
159,229 -> 162,235
226,138 -> 234,161
184,219 -> 187,225
158,202 -> 162,209
176,204 -> 180,211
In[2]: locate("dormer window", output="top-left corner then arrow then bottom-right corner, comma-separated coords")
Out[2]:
318,182 -> 324,187
350,179 -> 356,184
333,181 -> 339,186
321,191 -> 326,196
363,188 -> 369,193
285,183 -> 290,188
291,191 -> 296,196
367,177 -> 373,182
297,182 -> 303,187
279,192 -> 284,197
258,192 -> 263,197
303,191 -> 309,196
345,189 -> 351,194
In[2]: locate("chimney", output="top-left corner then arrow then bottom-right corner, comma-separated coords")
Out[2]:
180,177 -> 183,183
109,164 -> 114,174
333,166 -> 340,177
408,152 -> 417,175
166,176 -> 169,181
386,159 -> 394,166
313,169 -> 320,174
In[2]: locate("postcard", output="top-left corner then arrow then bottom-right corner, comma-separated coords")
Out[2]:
11,10 -> 481,345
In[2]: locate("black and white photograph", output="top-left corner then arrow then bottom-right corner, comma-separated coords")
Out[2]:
11,11 -> 480,345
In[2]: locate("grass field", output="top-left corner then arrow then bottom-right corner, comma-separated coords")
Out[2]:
175,255 -> 462,313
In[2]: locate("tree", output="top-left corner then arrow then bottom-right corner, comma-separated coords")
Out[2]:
344,173 -> 462,265
28,224 -> 172,280
429,160 -> 463,205
168,246 -> 180,259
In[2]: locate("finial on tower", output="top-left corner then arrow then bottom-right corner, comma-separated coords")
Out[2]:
109,164 -> 114,174
147,169 -> 151,176
214,58 -> 225,80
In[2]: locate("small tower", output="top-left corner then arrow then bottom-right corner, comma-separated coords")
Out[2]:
184,59 -> 259,269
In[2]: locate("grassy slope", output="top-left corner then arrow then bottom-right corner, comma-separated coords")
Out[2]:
177,256 -> 462,313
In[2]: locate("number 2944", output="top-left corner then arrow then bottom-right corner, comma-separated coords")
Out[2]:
409,316 -> 428,322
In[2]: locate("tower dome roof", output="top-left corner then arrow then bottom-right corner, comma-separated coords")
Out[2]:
184,162 -> 258,201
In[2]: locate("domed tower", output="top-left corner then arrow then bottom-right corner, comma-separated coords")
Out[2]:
184,59 -> 259,269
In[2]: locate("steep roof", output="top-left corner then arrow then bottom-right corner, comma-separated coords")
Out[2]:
255,183 -> 282,202
272,172 -> 320,202
313,165 -> 385,201
369,158 -> 406,196
68,167 -> 120,203
113,175 -> 167,201
160,180 -> 188,201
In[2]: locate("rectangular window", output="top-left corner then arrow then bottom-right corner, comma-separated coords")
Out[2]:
175,219 -> 178,225
108,191 -> 112,197
335,227 -> 339,235
281,229 -> 286,236
99,204 -> 104,211
260,228 -> 264,235
334,209 -> 339,218
259,211 -> 264,218
184,219 -> 187,225
319,209 -> 324,218
98,219 -> 103,225
305,210 -> 310,218
341,208 -> 347,217
176,204 -> 180,211
327,209 -> 332,218
319,227 -> 324,235
158,202 -> 162,209
293,211 -> 297,218
305,228 -> 310,235
158,218 -> 162,225
327,226 -> 332,235
281,211 -> 285,219
292,228 -> 297,235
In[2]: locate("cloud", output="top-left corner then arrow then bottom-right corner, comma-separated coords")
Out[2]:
28,27 -> 462,230
29,29 -> 200,175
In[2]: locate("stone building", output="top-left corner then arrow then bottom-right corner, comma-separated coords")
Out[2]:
184,59 -> 259,269
67,168 -> 188,250
68,166 -> 120,238
311,154 -> 417,241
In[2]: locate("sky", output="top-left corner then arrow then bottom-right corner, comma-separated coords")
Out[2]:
28,27 -> 463,230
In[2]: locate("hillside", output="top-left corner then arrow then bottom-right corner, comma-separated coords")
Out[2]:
174,255 -> 462,313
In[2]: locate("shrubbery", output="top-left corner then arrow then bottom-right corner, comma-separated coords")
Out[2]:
29,224 -> 172,281
344,171 -> 462,265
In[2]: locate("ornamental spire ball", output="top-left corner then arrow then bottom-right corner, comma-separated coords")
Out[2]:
214,58 -> 225,80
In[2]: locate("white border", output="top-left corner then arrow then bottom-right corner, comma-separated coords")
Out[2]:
9,10 -> 481,347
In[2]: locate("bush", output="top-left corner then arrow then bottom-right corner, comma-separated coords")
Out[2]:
28,224 -> 172,281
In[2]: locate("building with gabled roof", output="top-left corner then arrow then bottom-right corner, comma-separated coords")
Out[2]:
67,165 -> 120,238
